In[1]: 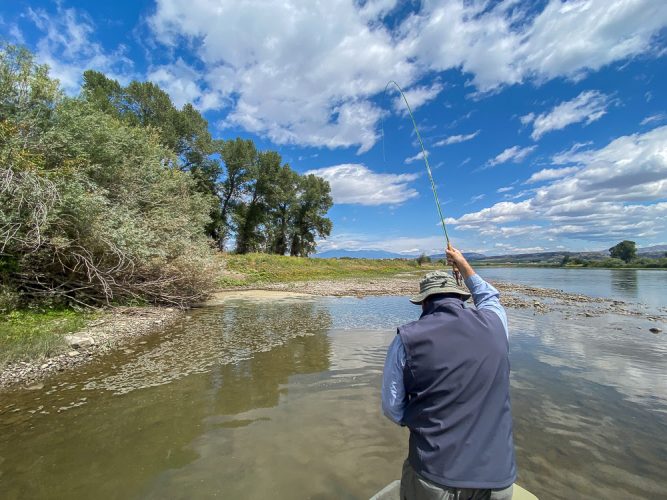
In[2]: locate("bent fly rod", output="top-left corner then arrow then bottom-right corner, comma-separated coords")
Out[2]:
385,80 -> 462,285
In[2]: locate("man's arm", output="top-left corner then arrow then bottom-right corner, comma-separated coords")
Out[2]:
381,333 -> 407,425
446,246 -> 509,339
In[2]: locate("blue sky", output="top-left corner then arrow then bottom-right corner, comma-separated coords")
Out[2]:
2,0 -> 667,255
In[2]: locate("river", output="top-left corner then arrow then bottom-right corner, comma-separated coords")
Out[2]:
0,268 -> 666,499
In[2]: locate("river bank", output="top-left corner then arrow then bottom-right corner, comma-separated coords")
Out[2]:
2,272 -> 664,391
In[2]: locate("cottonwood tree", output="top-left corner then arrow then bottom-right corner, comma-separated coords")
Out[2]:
609,240 -> 637,263
290,174 -> 333,257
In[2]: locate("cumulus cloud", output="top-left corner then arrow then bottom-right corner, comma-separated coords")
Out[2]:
147,59 -> 224,111
487,145 -> 537,167
434,130 -> 480,147
27,5 -> 133,93
305,163 -> 418,205
392,82 -> 443,114
522,91 -> 610,140
450,126 -> 667,244
145,0 -> 667,151
526,167 -> 580,184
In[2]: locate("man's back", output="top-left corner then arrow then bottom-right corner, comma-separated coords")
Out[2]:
398,296 -> 516,489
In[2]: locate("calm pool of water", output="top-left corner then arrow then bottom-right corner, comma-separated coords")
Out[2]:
476,267 -> 667,309
1,293 -> 666,499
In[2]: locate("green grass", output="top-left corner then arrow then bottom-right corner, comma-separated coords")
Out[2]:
219,253 -> 441,286
0,308 -> 93,368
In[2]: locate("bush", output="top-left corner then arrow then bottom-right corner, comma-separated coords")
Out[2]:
1,45 -> 218,307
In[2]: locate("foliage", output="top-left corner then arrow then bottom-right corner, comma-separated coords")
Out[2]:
289,174 -> 333,257
416,253 -> 431,266
609,240 -> 637,263
1,45 -> 218,307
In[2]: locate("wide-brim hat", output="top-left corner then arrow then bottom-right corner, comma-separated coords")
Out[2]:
409,270 -> 471,304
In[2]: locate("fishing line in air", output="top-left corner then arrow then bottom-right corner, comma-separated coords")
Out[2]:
383,80 -> 461,284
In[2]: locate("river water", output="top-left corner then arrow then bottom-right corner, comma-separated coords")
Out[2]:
1,269 -> 666,500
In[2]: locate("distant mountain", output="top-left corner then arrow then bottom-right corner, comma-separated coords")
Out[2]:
313,249 -> 412,259
636,245 -> 667,258
429,252 -> 487,261
314,245 -> 665,261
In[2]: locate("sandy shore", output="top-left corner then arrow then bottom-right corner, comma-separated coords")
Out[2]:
2,275 -> 664,390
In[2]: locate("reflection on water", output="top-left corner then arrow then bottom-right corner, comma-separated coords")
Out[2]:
0,296 -> 666,500
477,267 -> 666,309
610,268 -> 638,296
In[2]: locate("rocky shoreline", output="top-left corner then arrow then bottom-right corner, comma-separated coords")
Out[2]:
2,275 -> 664,391
0,307 -> 182,391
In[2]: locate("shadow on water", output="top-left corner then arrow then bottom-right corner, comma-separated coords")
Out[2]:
0,299 -> 333,500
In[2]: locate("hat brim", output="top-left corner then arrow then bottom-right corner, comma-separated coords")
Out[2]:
409,287 -> 471,304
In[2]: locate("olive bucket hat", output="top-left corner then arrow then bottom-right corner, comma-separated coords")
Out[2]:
409,270 -> 471,304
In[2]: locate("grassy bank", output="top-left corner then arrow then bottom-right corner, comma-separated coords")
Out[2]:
0,309 -> 93,368
219,253 -> 440,286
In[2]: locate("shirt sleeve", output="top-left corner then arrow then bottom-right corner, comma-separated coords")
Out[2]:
381,333 -> 407,425
465,273 -> 509,340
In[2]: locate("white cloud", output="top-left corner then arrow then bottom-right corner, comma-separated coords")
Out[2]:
147,59 -> 224,111
434,130 -> 480,147
150,0 -> 415,153
400,0 -> 667,92
522,91 -> 610,140
526,167 -> 580,184
27,6 -> 134,94
392,82 -> 443,114
305,163 -> 418,205
496,186 -> 514,193
487,145 -> 537,167
450,126 -> 667,244
641,113 -> 666,126
404,151 -> 427,164
146,0 -> 667,151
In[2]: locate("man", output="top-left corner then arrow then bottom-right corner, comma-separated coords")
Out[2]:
382,246 -> 516,500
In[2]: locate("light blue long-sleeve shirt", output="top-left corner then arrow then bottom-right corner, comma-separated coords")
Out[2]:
381,274 -> 508,425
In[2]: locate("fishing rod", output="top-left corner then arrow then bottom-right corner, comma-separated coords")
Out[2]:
384,80 -> 462,285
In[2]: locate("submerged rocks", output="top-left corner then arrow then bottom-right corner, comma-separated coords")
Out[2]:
649,327 -> 662,334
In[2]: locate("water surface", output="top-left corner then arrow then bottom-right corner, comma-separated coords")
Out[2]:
1,289 -> 666,499
477,267 -> 666,309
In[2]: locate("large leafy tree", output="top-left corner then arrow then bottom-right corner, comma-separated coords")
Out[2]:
268,164 -> 299,255
234,151 -> 282,253
609,240 -> 637,263
216,138 -> 256,250
290,174 -> 333,257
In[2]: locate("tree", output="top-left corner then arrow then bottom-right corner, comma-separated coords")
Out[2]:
609,240 -> 636,263
235,150 -> 282,253
416,253 -> 431,266
268,164 -> 299,255
216,138 -> 255,250
1,44 -> 217,307
289,174 -> 333,257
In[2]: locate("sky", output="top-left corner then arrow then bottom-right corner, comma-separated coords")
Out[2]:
2,0 -> 667,256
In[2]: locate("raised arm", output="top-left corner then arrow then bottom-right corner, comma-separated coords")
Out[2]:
446,246 -> 508,339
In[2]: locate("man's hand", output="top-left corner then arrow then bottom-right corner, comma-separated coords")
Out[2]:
446,246 -> 476,280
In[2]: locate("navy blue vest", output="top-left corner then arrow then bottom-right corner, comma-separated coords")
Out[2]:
398,297 -> 516,489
